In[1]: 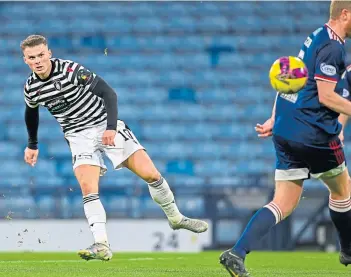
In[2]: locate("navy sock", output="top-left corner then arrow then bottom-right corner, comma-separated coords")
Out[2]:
232,202 -> 283,259
329,197 -> 351,254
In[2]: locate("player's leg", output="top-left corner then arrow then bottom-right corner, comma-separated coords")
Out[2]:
65,129 -> 112,261
220,180 -> 304,277
74,164 -> 112,261
233,179 -> 303,256
220,135 -> 307,277
103,120 -> 208,233
322,169 -> 351,265
122,149 -> 208,233
308,138 -> 351,265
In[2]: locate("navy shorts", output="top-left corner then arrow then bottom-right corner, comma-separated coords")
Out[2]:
273,135 -> 346,181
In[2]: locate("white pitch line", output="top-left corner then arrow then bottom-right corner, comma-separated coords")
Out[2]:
0,260 -> 82,264
0,257 -> 185,264
126,257 -> 184,261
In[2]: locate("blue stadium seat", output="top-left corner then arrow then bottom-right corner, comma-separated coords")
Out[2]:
38,124 -> 63,140
0,141 -> 21,157
216,220 -> 243,243
48,36 -> 74,49
0,176 -> 31,186
140,196 -> 165,217
33,176 -> 65,187
170,176 -> 205,187
81,35 -> 106,49
103,195 -> 128,215
36,195 -> 57,217
0,197 -> 36,218
100,19 -> 133,33
30,159 -> 57,177
67,194 -> 85,218
57,160 -> 74,177
47,142 -> 71,158
0,160 -> 30,176
176,196 -> 205,217
194,160 -> 236,177
166,160 -> 194,175
132,18 -> 165,33
191,142 -> 224,160
168,87 -> 196,103
209,176 -> 242,187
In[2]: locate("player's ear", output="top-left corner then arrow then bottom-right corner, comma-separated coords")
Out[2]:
48,49 -> 52,58
341,8 -> 350,21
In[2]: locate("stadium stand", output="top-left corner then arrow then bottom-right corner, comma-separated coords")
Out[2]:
0,1 -> 347,248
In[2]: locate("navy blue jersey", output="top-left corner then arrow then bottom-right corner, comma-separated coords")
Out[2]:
335,65 -> 351,101
273,24 -> 346,145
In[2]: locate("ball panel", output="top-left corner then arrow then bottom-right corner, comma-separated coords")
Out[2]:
279,56 -> 290,75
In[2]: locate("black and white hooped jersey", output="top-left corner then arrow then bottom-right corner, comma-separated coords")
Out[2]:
24,58 -> 107,134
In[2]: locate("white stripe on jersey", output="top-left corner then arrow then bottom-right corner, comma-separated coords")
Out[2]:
326,24 -> 343,44
23,58 -> 107,134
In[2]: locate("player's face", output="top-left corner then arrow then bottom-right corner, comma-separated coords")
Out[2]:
342,9 -> 351,38
346,20 -> 351,38
23,44 -> 52,78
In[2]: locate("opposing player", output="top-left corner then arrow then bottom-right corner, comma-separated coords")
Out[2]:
220,1 -> 351,276
21,35 -> 208,261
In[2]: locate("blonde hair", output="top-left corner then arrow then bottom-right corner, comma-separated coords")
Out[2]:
20,35 -> 47,51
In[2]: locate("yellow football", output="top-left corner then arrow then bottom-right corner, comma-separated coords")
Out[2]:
269,56 -> 308,94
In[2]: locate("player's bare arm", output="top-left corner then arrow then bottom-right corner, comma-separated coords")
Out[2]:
24,104 -> 39,167
338,113 -> 348,143
317,80 -> 351,115
255,92 -> 278,138
91,77 -> 118,146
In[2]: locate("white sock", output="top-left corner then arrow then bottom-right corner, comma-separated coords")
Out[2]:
83,193 -> 108,245
148,177 -> 183,224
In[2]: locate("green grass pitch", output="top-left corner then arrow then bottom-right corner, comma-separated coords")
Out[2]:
0,251 -> 349,277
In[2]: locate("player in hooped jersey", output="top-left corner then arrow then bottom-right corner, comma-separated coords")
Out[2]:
220,1 -> 351,276
22,35 -> 208,261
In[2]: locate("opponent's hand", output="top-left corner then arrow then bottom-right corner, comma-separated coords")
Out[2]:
102,130 -> 116,146
24,147 -> 39,167
255,118 -> 274,138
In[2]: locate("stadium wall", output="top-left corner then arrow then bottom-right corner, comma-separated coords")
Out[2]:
0,219 -> 212,252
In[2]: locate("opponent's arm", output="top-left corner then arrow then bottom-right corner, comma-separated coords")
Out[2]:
91,77 -> 118,131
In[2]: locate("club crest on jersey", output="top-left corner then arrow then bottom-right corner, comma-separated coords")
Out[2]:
320,63 -> 336,76
53,80 -> 62,91
77,68 -> 92,86
343,89 -> 350,98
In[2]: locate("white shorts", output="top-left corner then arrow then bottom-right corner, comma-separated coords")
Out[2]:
65,120 -> 145,176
